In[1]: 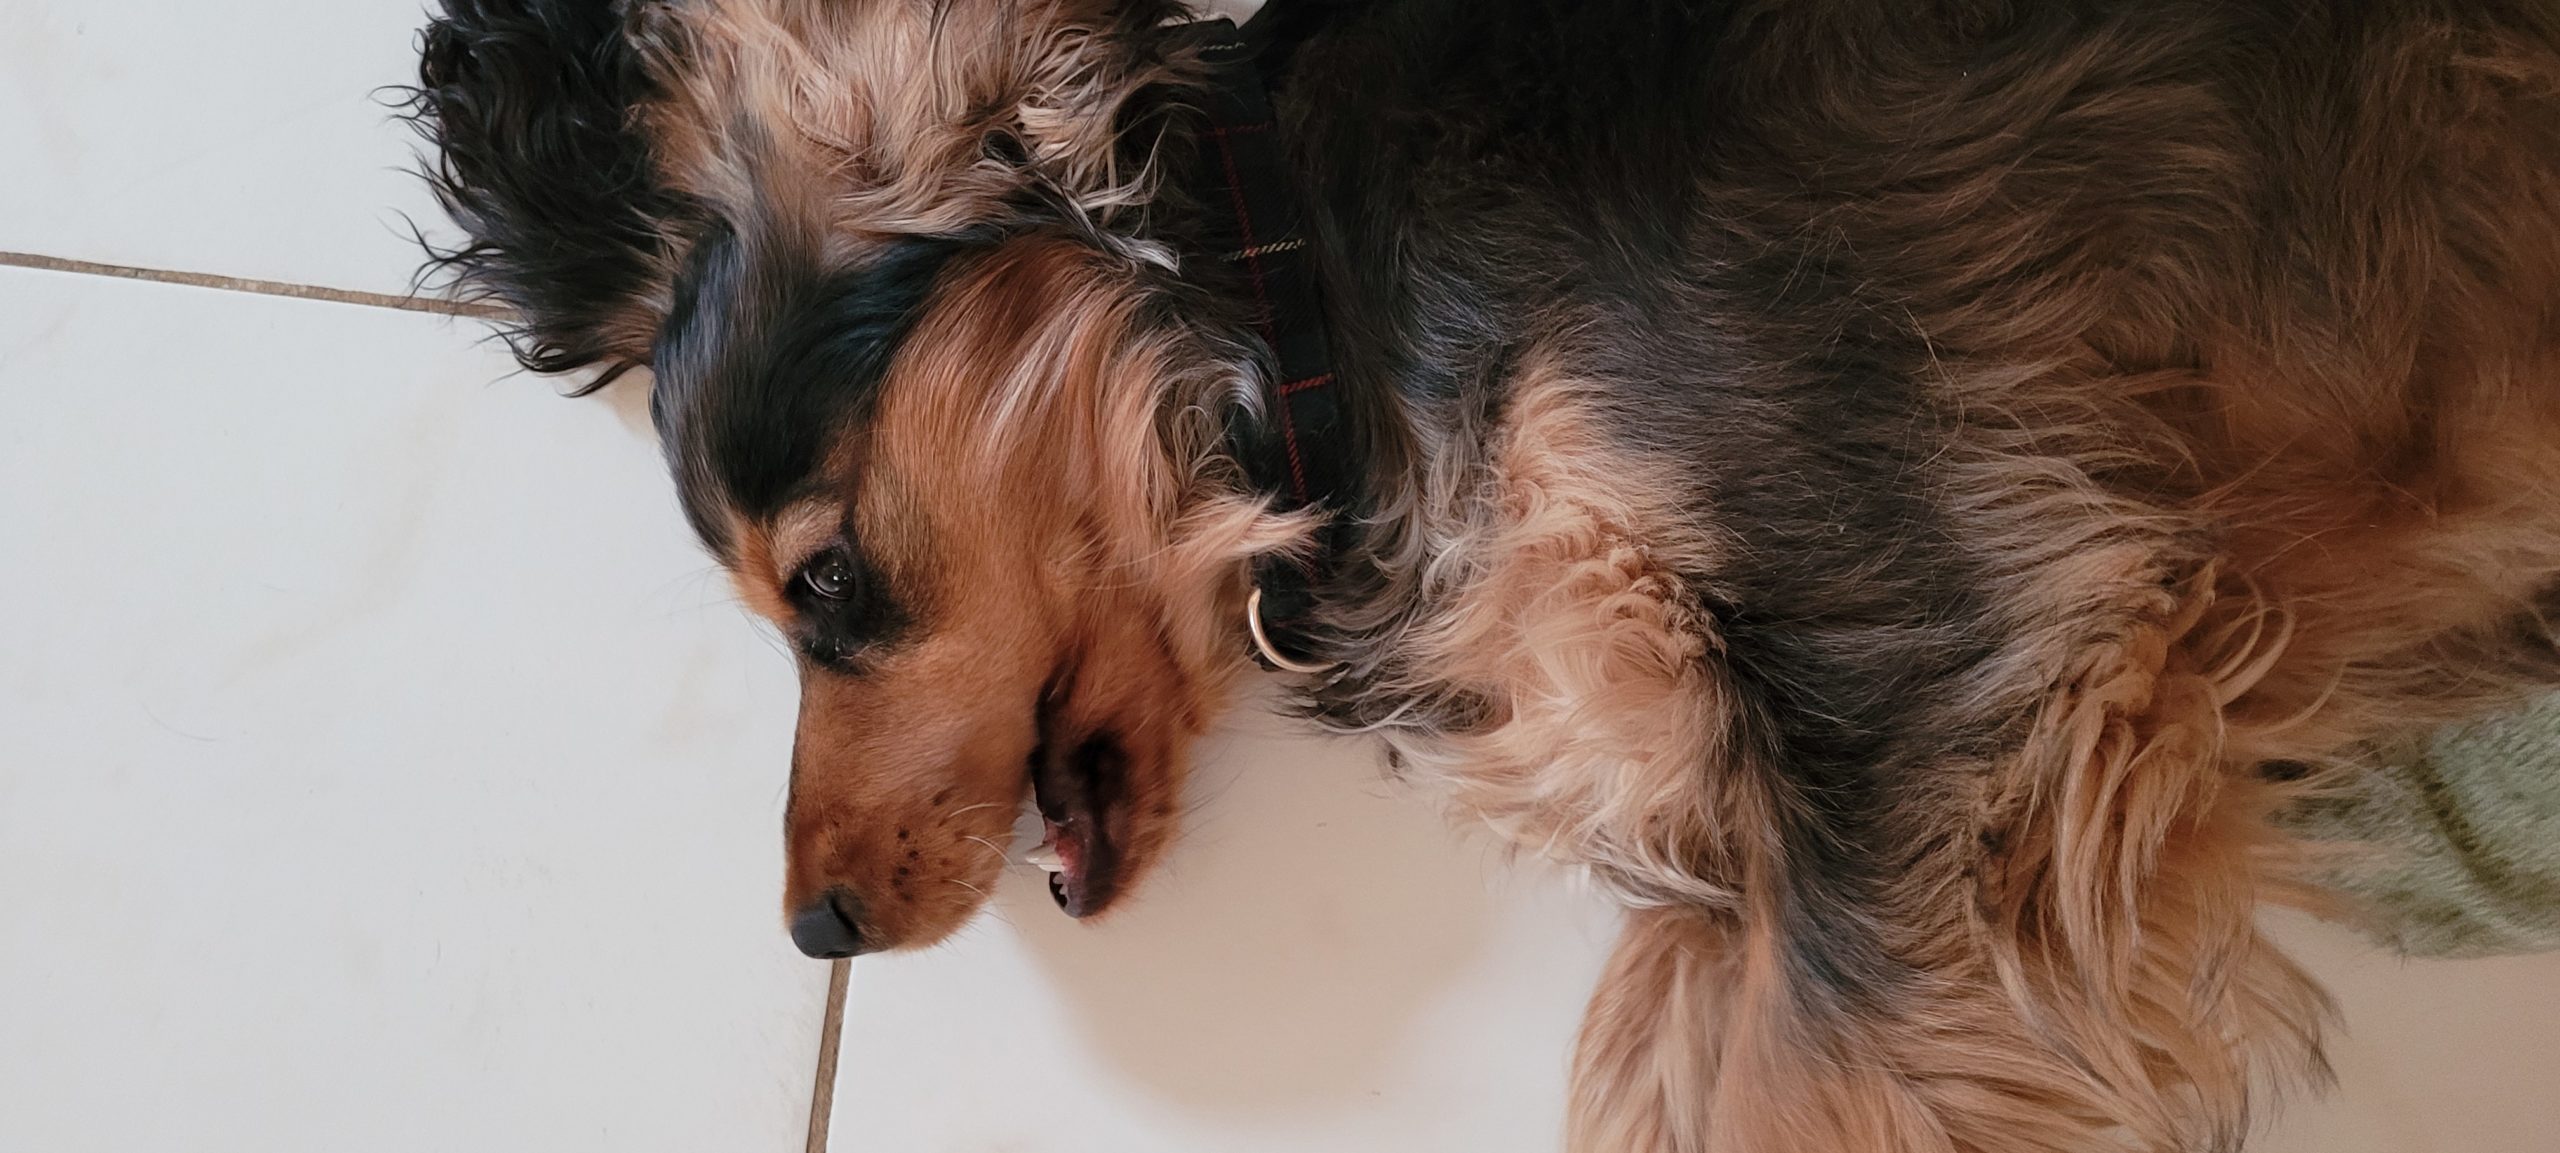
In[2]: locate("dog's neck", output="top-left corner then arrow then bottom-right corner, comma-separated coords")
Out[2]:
1172,17 -> 1368,670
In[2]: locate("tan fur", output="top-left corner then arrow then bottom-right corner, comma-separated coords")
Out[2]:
763,235 -> 1293,944
1360,359 -> 1761,911
625,4 -> 2560,1148
1547,20 -> 2560,1153
641,0 -> 1184,257
1361,365 -> 2325,1153
512,0 -> 1193,363
727,499 -> 844,621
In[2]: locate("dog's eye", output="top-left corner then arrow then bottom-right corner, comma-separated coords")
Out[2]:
802,553 -> 857,601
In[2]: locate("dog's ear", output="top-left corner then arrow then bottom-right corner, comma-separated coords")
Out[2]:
972,0 -> 1204,217
410,0 -> 689,384
638,0 -> 1198,244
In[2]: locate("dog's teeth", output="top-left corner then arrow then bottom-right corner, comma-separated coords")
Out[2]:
1023,846 -> 1065,874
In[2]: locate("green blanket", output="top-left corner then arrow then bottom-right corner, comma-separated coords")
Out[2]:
2293,692 -> 2560,957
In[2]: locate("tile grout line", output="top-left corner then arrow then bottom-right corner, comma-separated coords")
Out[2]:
14,241 -> 857,1149
9,242 -> 847,1144
805,958 -> 852,1153
0,250 -> 510,320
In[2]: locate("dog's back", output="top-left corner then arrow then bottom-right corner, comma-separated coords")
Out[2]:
1289,0 -> 2560,821
1271,2 -> 2560,1149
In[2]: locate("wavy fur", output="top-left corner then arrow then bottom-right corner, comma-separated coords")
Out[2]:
415,1 -> 2560,1149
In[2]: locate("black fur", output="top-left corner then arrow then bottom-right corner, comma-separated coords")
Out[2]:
1271,0 -> 2010,1008
651,219 -> 976,558
411,0 -> 982,580
409,0 -> 687,387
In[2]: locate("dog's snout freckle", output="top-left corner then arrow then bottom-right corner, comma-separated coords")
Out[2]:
788,888 -> 877,960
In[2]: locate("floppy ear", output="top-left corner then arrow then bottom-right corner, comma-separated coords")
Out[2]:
410,0 -> 690,384
637,0 -> 1199,245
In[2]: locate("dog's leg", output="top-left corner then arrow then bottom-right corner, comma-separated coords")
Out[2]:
1570,906 -> 2046,1153
1563,578 -> 2340,1153
1957,579 -> 2337,1152
1570,908 -> 1722,1153
1395,360 -> 2349,1150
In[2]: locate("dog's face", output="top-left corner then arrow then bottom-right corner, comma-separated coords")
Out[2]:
417,0 -> 1276,953
668,231 -> 1258,954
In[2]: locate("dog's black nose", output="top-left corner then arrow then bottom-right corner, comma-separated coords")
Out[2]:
789,889 -> 876,959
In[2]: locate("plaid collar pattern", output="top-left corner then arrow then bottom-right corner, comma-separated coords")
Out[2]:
1179,15 -> 1353,670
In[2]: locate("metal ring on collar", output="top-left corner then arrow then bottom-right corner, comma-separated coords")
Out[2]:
1246,586 -> 1337,675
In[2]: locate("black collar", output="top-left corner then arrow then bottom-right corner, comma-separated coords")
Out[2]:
1176,15 -> 1353,670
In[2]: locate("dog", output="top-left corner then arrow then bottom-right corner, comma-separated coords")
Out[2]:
410,1 -> 2560,1149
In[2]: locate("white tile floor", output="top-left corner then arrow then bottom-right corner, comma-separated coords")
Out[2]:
0,2 -> 829,1144
0,1 -> 458,296
834,733 -> 2560,1153
0,269 -> 832,1151
831,700 -> 1621,1153
2,2 -> 2555,1152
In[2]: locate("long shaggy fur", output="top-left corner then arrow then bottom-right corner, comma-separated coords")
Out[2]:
413,1 -> 2560,1150
411,0 -> 692,380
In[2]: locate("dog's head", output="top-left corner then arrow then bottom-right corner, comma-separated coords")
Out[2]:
414,0 -> 1296,953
